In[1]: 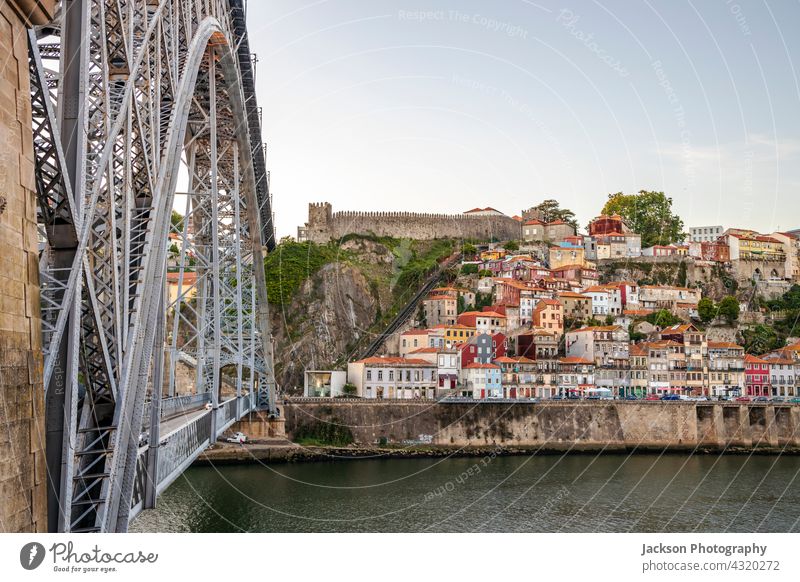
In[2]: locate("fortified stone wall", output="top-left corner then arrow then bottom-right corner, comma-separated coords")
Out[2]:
284,401 -> 800,451
0,0 -> 55,533
305,203 -> 522,243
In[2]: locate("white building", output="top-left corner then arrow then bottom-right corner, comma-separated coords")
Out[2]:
689,225 -> 724,242
437,350 -> 460,391
475,311 -> 507,335
399,329 -> 430,357
583,286 -> 613,316
565,325 -> 630,366
347,357 -> 438,399
304,370 -> 347,397
460,363 -> 502,399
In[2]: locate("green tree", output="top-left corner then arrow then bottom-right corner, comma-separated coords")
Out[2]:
601,190 -> 685,247
478,269 -> 493,278
718,295 -> 740,324
742,324 -> 780,355
460,263 -> 479,275
504,240 -> 519,252
341,383 -> 357,397
628,322 -> 646,342
646,309 -> 682,328
527,199 -> 579,231
461,242 -> 477,257
171,210 -> 184,230
697,297 -> 716,323
604,314 -> 615,325
457,295 -> 466,314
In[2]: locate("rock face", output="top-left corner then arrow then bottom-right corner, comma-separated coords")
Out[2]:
270,262 -> 380,392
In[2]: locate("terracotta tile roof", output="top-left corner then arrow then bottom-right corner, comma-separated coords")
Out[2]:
425,295 -> 454,301
583,285 -> 614,294
410,347 -> 440,354
353,357 -> 433,366
745,354 -> 770,365
477,311 -> 507,319
569,325 -> 622,333
708,342 -> 743,349
661,323 -> 699,334
640,285 -> 696,292
166,271 -> 198,283
517,328 -> 557,336
463,362 -> 501,369
401,329 -> 429,336
557,291 -> 589,299
766,358 -> 795,365
524,219 -> 544,225
629,344 -> 647,356
559,356 -> 593,365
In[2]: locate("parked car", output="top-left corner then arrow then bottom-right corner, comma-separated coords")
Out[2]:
550,395 -> 565,400
225,431 -> 248,444
645,395 -> 660,401
753,396 -> 769,402
735,396 -> 752,402
661,394 -> 680,401
791,397 -> 800,404
771,397 -> 786,403
624,395 -> 639,400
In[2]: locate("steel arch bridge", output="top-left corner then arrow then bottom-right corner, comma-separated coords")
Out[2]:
28,0 -> 276,532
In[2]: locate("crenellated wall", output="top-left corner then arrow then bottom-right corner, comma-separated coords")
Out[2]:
305,203 -> 522,243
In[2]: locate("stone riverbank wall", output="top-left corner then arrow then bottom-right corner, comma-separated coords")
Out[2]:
282,401 -> 800,452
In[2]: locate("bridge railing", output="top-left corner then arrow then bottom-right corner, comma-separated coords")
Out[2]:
215,398 -> 239,438
141,393 -> 212,429
156,411 -> 213,496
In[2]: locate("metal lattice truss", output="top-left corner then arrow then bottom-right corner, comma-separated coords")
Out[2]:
28,0 -> 276,533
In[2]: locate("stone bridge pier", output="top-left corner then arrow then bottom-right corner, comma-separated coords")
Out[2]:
0,0 -> 55,533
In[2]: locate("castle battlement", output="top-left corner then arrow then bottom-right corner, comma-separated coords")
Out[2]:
306,202 -> 521,243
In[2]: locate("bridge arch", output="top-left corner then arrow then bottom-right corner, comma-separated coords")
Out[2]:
29,1 -> 275,533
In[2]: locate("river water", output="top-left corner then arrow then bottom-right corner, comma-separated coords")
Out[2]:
130,453 -> 800,532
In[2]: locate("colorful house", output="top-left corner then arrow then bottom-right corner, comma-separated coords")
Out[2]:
744,354 -> 770,396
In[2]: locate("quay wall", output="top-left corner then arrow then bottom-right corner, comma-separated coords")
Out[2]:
281,401 -> 800,451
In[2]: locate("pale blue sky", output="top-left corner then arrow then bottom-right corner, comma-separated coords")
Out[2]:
245,0 -> 800,238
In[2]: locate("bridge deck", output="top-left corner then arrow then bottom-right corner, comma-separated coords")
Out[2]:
129,393 -> 257,520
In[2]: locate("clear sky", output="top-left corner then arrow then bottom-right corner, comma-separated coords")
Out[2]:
245,0 -> 800,238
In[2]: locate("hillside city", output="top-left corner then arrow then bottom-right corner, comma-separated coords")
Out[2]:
298,195 -> 800,403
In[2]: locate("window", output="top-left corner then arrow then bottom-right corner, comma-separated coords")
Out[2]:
377,371 -> 383,381
366,370 -> 372,380
389,370 -> 394,381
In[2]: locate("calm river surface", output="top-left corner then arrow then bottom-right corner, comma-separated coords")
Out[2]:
130,454 -> 800,532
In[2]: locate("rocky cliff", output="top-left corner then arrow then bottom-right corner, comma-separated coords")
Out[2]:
268,237 -> 455,392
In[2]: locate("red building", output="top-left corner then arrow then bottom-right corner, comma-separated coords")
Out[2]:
588,214 -> 627,236
459,332 -> 507,368
700,240 -> 730,262
745,354 -> 770,396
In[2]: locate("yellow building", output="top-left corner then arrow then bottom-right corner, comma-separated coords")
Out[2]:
443,324 -> 476,346
480,249 -> 507,261
167,271 -> 198,306
548,244 -> 585,269
726,231 -> 786,261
